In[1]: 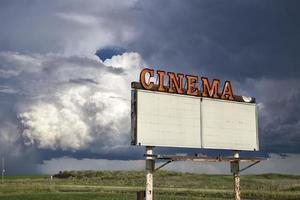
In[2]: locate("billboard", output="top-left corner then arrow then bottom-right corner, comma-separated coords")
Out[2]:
201,98 -> 258,151
131,68 -> 259,151
132,90 -> 201,148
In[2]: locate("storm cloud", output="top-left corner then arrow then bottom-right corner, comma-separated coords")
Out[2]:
0,0 -> 299,174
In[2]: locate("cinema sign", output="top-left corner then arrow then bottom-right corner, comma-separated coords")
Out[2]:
131,68 -> 259,151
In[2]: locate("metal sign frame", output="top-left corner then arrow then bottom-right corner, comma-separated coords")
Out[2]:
141,147 -> 266,200
131,69 -> 263,200
131,85 -> 259,151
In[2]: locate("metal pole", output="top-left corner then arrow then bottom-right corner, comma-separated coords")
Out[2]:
145,146 -> 154,200
1,157 -> 4,184
232,151 -> 240,200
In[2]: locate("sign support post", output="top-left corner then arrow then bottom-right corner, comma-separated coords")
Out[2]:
231,151 -> 240,200
132,69 -> 262,200
1,157 -> 4,184
145,146 -> 154,200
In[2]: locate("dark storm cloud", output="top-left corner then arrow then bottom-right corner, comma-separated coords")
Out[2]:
69,78 -> 99,85
256,79 -> 300,153
0,0 -> 137,55
125,0 -> 300,154
1,0 -> 299,80
130,1 -> 300,80
0,0 -> 299,174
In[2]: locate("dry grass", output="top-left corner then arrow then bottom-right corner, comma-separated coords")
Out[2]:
0,171 -> 300,199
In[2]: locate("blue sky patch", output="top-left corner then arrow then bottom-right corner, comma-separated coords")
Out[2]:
95,47 -> 126,61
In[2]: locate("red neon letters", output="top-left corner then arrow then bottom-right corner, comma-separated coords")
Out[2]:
139,68 -> 234,100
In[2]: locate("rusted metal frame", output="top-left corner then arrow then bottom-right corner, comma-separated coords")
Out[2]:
239,160 -> 261,173
143,153 -> 265,172
144,154 -> 158,159
154,154 -> 265,163
143,153 -> 265,200
155,160 -> 173,171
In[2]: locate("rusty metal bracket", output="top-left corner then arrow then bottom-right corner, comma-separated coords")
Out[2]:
239,160 -> 261,173
144,153 -> 265,172
155,160 -> 173,171
144,154 -> 157,158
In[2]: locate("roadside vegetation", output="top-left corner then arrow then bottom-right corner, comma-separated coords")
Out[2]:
0,171 -> 300,199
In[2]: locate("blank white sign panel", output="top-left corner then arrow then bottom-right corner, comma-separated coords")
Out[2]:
136,90 -> 201,148
201,98 -> 258,151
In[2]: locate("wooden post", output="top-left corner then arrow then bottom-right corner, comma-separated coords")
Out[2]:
234,169 -> 241,200
137,191 -> 145,200
231,151 -> 240,200
145,146 -> 154,200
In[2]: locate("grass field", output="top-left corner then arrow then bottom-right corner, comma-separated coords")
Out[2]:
0,171 -> 300,200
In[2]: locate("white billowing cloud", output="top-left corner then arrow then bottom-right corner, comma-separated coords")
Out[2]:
102,52 -> 143,96
20,101 -> 90,150
56,13 -> 99,26
0,51 -> 146,151
104,52 -> 141,70
0,51 -> 44,78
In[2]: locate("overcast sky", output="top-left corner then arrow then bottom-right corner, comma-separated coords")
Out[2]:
0,0 -> 299,175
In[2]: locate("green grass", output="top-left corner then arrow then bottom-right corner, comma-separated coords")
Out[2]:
0,193 -> 135,200
1,171 -> 300,200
